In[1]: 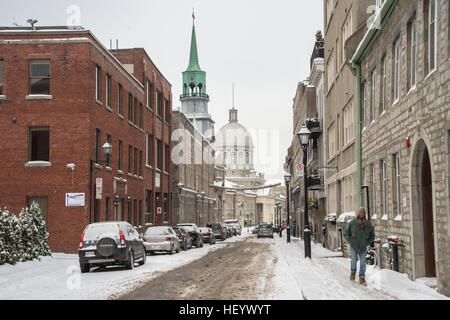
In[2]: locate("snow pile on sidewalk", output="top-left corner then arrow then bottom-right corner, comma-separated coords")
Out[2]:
265,232 -> 448,300
0,233 -> 250,300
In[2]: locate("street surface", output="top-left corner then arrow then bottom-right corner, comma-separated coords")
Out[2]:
118,236 -> 274,300
0,229 -> 447,300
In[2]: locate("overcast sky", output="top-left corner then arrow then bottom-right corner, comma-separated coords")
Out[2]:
1,0 -> 323,181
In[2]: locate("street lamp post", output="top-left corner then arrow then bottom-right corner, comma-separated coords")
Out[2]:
298,124 -> 312,259
284,173 -> 292,243
89,139 -> 113,224
278,203 -> 282,238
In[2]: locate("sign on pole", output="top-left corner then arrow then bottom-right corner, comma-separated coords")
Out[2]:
296,163 -> 304,177
96,178 -> 103,200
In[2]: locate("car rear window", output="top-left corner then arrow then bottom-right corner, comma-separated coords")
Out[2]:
83,224 -> 119,240
145,227 -> 169,235
259,224 -> 272,229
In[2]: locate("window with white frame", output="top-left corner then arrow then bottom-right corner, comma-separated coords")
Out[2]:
343,101 -> 354,145
410,22 -> 417,88
393,38 -> 401,103
394,154 -> 402,219
147,81 -> 152,109
380,159 -> 388,220
429,0 -> 438,73
371,69 -> 376,122
328,122 -> 336,159
381,55 -> 387,113
371,164 -> 377,219
341,11 -> 352,63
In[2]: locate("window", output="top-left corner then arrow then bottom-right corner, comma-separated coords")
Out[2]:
343,102 -> 354,145
118,84 -> 123,116
164,144 -> 170,173
394,154 -> 402,218
29,127 -> 50,162
128,145 -> 132,173
139,150 -> 143,176
410,22 -> 417,88
106,74 -> 111,107
371,70 -> 376,122
95,66 -> 101,101
146,133 -> 154,167
361,82 -> 367,128
134,147 -> 138,174
106,134 -> 111,167
393,39 -> 401,103
328,122 -> 336,159
371,164 -> 377,219
127,198 -> 132,224
156,140 -> 163,170
0,59 -> 3,95
118,140 -> 123,170
164,99 -> 169,123
139,200 -> 143,227
380,159 -> 387,219
341,12 -> 352,63
26,196 -> 48,224
133,199 -> 137,226
95,129 -> 101,163
139,103 -> 143,128
128,94 -> 133,122
105,197 -> 110,221
30,60 -> 50,95
155,90 -> 160,116
156,91 -> 162,117
380,56 -> 387,114
147,81 -> 153,109
134,97 -> 138,125
163,194 -> 168,223
145,190 -> 153,225
429,0 -> 437,73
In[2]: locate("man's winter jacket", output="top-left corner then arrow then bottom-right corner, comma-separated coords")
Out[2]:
343,218 -> 375,254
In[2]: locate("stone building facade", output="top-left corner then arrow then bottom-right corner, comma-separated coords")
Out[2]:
351,0 -> 449,296
323,0 -> 372,254
0,26 -> 172,253
171,110 -> 219,226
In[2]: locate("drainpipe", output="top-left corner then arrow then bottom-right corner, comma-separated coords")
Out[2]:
355,64 -> 363,208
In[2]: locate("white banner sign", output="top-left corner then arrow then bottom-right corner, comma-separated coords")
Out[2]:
96,178 -> 103,200
66,193 -> 85,207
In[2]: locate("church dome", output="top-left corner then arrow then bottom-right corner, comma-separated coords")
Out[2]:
215,121 -> 254,149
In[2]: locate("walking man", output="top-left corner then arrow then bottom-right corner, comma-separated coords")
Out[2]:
343,208 -> 375,285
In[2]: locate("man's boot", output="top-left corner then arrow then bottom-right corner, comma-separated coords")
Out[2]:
350,272 -> 356,281
359,276 -> 366,286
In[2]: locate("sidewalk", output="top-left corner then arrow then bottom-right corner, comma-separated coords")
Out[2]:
265,231 -> 448,300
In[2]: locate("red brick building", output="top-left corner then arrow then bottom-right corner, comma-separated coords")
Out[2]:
0,26 -> 172,253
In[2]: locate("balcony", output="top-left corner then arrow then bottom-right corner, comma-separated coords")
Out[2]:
180,92 -> 209,99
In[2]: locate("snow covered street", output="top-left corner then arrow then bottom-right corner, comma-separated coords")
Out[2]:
264,232 -> 448,300
0,229 -> 448,300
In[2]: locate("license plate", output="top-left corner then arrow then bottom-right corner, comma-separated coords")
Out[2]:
85,251 -> 95,257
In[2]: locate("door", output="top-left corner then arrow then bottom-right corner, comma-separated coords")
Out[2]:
421,149 -> 436,277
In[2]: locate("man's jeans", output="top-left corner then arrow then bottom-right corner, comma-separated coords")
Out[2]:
350,244 -> 367,278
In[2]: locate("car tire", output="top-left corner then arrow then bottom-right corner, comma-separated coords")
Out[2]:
200,241 -> 204,248
176,244 -> 180,253
125,251 -> 134,270
139,247 -> 146,266
80,264 -> 90,273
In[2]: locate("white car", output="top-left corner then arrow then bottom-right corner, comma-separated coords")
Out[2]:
143,227 -> 180,255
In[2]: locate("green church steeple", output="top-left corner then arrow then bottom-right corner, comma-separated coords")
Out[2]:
182,12 -> 207,97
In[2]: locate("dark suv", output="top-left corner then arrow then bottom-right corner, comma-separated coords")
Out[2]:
176,223 -> 203,248
207,222 -> 227,241
78,222 -> 146,273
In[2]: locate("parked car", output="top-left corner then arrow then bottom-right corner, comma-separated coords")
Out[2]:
225,224 -> 235,237
250,226 -> 258,234
206,222 -> 227,241
198,227 -> 216,245
78,222 -> 146,273
177,223 -> 203,248
172,226 -> 193,251
143,226 -> 180,255
257,224 -> 274,239
231,223 -> 242,235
